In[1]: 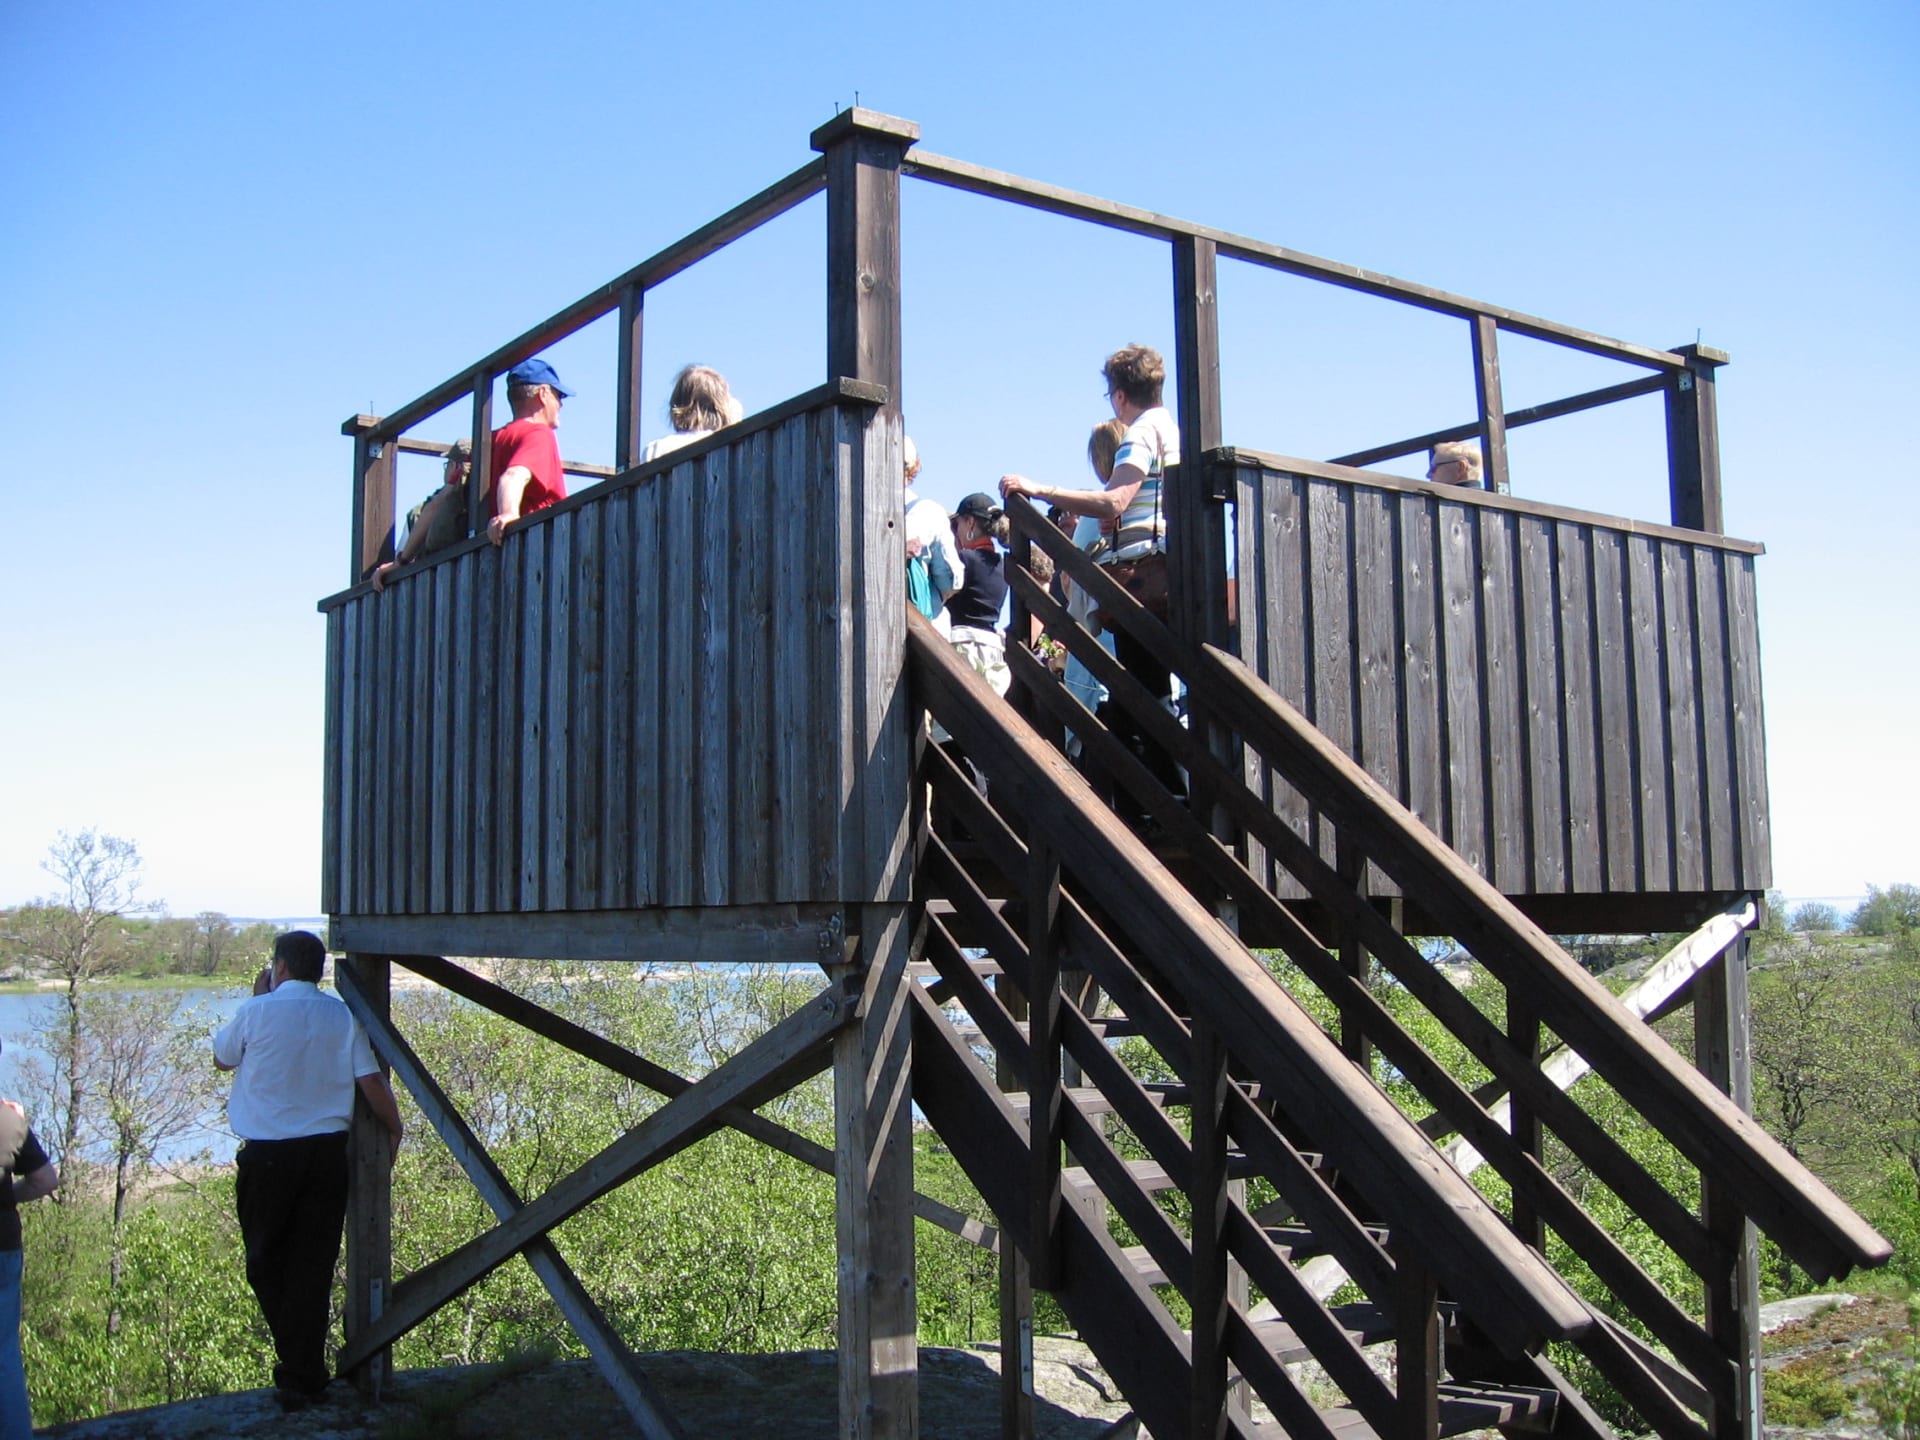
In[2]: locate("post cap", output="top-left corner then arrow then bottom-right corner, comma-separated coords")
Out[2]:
810,108 -> 921,153
1674,343 -> 1730,367
341,414 -> 383,436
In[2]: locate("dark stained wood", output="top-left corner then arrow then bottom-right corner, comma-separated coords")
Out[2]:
494,525 -> 522,911
334,904 -> 841,965
1696,936 -> 1763,1440
1472,315 -> 1510,495
832,903 -> 919,1440
1590,529 -> 1639,890
1189,1018 -> 1233,1440
1026,839 -> 1064,1291
336,961 -> 691,1439
1555,524 -> 1603,892
570,504 -> 604,909
342,954 -> 393,1394
338,979 -> 851,1372
911,610 -> 1593,1357
1662,542 -> 1706,892
631,468 -> 661,905
1692,550 -> 1738,892
518,523 -> 548,909
1354,489 -> 1401,889
468,379 -> 493,542
407,567 -> 431,912
1332,374 -> 1669,471
1479,507 -> 1526,892
1212,447 -> 1762,555
1438,503 -> 1487,874
616,282 -> 643,472
818,109 -> 914,415
1194,642 -> 1891,1281
1308,480 -> 1355,865
429,564 -> 454,912
1392,1239 -> 1440,1440
1398,494 -> 1443,838
1628,535 -> 1673,890
322,614 -> 344,915
1724,557 -> 1770,887
349,422 -> 394,585
1518,517 -> 1566,893
1666,346 -> 1725,533
732,426 -> 773,904
698,444 -> 733,905
600,489 -> 633,907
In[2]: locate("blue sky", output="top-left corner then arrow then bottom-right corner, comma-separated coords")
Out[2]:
1,1 -> 1913,918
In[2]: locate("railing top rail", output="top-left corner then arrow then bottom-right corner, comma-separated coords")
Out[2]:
319,376 -> 885,612
1212,445 -> 1765,556
903,148 -> 1712,374
344,155 -> 828,445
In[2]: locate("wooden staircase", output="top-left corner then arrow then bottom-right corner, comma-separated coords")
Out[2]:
901,503 -> 1890,1440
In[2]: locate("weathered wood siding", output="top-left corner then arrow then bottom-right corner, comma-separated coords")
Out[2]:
319,393 -> 909,918
1232,458 -> 1771,899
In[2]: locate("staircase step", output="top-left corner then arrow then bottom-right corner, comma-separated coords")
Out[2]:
946,1015 -> 1137,1047
1119,1244 -> 1168,1287
1002,1086 -> 1117,1119
1261,1224 -> 1387,1261
1258,1383 -> 1557,1440
907,955 -> 1003,982
1063,1151 -> 1262,1198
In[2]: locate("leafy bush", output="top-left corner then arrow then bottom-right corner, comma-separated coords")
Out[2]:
1855,884 -> 1920,937
1865,1298 -> 1920,1440
1792,902 -> 1844,933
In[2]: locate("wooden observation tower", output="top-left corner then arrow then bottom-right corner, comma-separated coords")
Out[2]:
317,111 -> 1888,1440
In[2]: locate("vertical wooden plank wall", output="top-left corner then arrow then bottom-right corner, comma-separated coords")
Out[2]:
1231,460 -> 1771,898
320,395 -> 904,917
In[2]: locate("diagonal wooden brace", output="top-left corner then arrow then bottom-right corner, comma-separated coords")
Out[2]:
336,977 -> 853,1372
390,953 -> 995,1250
336,962 -> 690,1439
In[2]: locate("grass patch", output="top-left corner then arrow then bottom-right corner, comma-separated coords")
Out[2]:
378,1339 -> 561,1440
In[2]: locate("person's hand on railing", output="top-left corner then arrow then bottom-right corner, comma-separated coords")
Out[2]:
370,560 -> 400,592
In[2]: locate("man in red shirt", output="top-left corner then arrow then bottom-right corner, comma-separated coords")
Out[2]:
486,357 -> 573,544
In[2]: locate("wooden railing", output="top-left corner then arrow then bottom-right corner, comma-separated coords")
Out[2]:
1222,449 -> 1769,911
318,384 -> 906,920
900,148 -> 1726,523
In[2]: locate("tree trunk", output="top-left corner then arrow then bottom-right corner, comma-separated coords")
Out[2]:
62,978 -> 83,1165
108,1147 -> 131,1337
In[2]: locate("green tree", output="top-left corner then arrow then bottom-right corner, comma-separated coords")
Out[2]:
0,831 -> 151,1162
1855,884 -> 1920,937
1791,901 -> 1843,934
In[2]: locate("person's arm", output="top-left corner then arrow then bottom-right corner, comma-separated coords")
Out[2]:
356,1073 -> 405,1163
13,1162 -> 56,1204
374,484 -> 463,589
487,465 -> 533,544
999,463 -> 1144,523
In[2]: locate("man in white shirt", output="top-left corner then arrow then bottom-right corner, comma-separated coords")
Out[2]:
213,931 -> 404,1410
903,435 -> 958,635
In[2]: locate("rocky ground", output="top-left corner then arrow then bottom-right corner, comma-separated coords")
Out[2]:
34,1295 -> 1914,1439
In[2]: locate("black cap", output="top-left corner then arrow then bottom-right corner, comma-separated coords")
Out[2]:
954,492 -> 999,521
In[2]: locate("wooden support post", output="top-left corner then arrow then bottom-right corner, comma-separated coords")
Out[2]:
1171,234 -> 1227,651
615,282 -> 644,470
1189,1018 -> 1232,1440
1471,314 -> 1510,494
1696,928 -> 1762,1440
996,974 -> 1036,1440
1027,840 -> 1064,1291
814,108 -> 919,418
1334,838 -> 1373,1071
1391,1236 -> 1441,1440
1507,992 -> 1545,1251
834,903 -> 919,1440
342,953 -> 393,1395
467,375 -> 494,539
344,416 -> 394,584
1666,343 -> 1727,533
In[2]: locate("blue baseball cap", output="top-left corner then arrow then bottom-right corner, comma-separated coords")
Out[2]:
506,357 -> 574,397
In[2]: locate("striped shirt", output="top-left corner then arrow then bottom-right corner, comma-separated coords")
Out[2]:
1108,407 -> 1180,560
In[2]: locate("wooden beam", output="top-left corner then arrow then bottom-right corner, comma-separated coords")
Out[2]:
615,282 -> 644,471
1472,315 -> 1511,495
386,954 -> 994,1248
832,903 -> 919,1440
1328,373 -> 1669,471
1697,930 -> 1762,1440
1025,840 -> 1064,1292
468,377 -> 493,540
816,109 -> 917,418
348,420 -> 395,584
336,980 -> 851,1371
331,904 -> 844,965
900,148 -> 1690,372
1667,344 -> 1726,533
335,962 -> 690,1439
341,955 -> 393,1394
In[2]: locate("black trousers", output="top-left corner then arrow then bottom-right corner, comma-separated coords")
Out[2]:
1102,623 -> 1186,818
235,1132 -> 349,1393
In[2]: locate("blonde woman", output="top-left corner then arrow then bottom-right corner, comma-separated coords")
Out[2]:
643,364 -> 744,462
